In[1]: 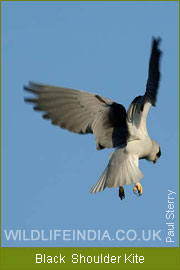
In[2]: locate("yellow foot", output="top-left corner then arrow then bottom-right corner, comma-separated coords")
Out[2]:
133,182 -> 143,196
119,186 -> 125,200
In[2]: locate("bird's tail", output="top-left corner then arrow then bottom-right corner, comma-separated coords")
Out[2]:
89,166 -> 109,194
90,149 -> 143,194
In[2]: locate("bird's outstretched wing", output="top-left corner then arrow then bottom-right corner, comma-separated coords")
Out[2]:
127,37 -> 162,140
24,82 -> 127,149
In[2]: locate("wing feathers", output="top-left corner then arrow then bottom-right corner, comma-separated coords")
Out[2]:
24,82 -> 127,149
127,37 -> 162,140
145,37 -> 162,106
24,38 -> 161,149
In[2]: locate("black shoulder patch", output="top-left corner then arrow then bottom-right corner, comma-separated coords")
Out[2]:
109,102 -> 127,128
140,104 -> 144,111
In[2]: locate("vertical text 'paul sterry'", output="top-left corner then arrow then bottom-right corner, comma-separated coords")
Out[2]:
166,190 -> 176,243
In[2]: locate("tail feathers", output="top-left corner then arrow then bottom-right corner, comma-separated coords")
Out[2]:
89,167 -> 108,194
90,152 -> 143,194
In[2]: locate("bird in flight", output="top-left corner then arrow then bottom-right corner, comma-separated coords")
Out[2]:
24,37 -> 162,200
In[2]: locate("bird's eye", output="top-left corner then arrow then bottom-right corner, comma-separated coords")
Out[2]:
157,147 -> 161,158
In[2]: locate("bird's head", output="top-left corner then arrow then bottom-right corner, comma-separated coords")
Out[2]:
147,139 -> 161,164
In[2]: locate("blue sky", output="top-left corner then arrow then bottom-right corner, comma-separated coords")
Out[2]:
1,1 -> 179,247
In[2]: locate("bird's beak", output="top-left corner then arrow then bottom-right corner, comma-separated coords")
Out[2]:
153,160 -> 156,164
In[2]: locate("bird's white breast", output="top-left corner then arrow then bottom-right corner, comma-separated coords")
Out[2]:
125,137 -> 152,159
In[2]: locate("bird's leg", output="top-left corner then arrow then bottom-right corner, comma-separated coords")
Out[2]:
119,186 -> 125,200
133,182 -> 143,196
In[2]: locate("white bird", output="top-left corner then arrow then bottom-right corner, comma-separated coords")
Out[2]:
24,37 -> 162,200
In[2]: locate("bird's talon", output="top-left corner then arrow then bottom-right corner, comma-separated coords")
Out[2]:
133,186 -> 138,194
119,186 -> 125,200
133,183 -> 143,196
